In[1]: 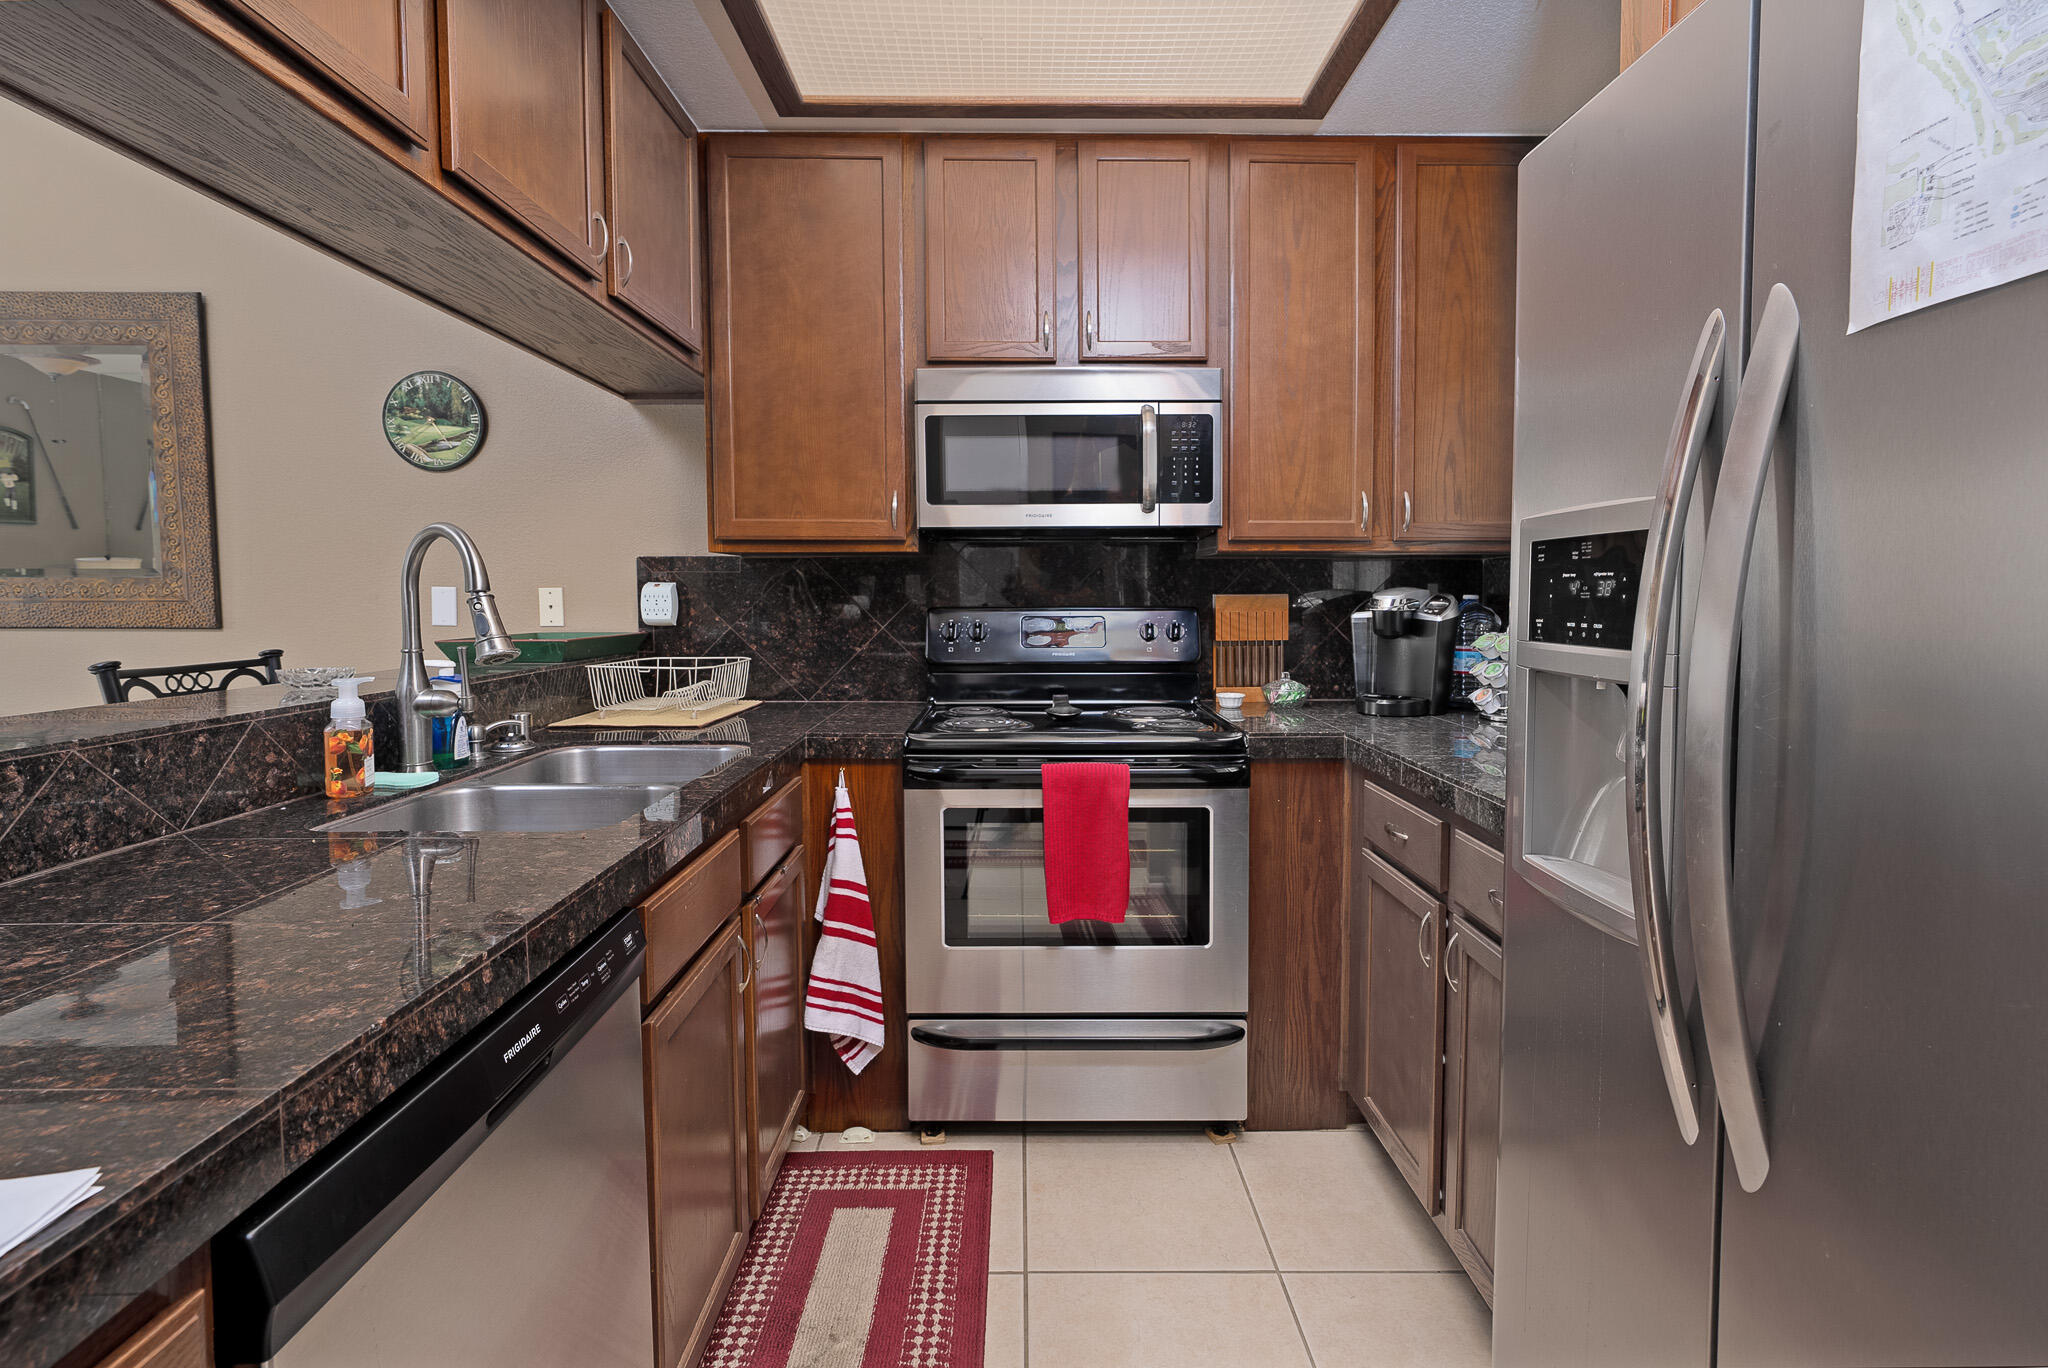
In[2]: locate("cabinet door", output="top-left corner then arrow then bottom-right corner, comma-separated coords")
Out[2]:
923,139 -> 1056,361
441,0 -> 607,275
1358,848 -> 1446,1212
645,922 -> 750,1368
1440,914 -> 1504,1305
1227,141 -> 1378,546
1391,142 -> 1521,545
92,1287 -> 208,1368
222,0 -> 433,143
746,852 -> 809,1216
602,13 -> 702,351
708,136 -> 909,545
1343,795 -> 1373,1111
1079,139 -> 1208,361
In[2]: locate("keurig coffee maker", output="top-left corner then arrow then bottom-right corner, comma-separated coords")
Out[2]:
1350,588 -> 1459,715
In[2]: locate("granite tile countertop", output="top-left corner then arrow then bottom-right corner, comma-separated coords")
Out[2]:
0,701 -> 918,1368
0,695 -> 1498,1367
1236,702 -> 1509,836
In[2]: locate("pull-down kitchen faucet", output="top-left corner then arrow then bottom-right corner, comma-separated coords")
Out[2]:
396,523 -> 519,772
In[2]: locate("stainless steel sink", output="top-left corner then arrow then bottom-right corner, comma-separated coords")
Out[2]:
318,784 -> 680,834
487,745 -> 747,787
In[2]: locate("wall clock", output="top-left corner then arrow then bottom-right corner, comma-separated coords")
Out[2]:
382,371 -> 486,471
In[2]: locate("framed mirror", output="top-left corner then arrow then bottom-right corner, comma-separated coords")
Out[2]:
0,292 -> 220,627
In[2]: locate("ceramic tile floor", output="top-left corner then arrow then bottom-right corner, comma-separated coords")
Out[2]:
792,1123 -> 1491,1368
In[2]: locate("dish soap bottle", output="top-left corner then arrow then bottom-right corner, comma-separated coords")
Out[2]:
324,676 -> 376,798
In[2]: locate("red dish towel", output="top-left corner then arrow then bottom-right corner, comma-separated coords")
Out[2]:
803,772 -> 884,1075
1041,762 -> 1132,924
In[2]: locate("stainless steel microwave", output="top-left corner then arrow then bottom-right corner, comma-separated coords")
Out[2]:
913,367 -> 1223,531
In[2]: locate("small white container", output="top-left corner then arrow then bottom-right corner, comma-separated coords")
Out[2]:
1216,690 -> 1246,717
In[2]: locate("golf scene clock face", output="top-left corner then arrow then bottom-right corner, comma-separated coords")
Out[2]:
383,371 -> 485,471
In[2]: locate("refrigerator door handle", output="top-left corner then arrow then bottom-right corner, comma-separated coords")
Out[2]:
1626,309 -> 1726,1147
1682,282 -> 1801,1193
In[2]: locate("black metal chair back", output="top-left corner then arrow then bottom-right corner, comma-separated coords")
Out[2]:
89,649 -> 284,703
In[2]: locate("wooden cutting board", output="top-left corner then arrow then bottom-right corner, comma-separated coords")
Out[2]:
549,699 -> 762,729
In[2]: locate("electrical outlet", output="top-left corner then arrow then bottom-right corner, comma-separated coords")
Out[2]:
430,585 -> 458,626
538,587 -> 564,627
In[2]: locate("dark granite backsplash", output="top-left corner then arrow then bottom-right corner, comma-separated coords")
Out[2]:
638,540 -> 1508,703
0,661 -> 599,885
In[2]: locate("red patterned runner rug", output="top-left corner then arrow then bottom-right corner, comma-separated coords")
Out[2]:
702,1150 -> 994,1368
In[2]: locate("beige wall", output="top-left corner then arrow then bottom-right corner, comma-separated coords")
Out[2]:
0,97 -> 710,715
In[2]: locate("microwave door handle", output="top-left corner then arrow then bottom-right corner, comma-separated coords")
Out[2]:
1140,404 -> 1158,514
1626,308 -> 1725,1147
1683,283 -> 1801,1195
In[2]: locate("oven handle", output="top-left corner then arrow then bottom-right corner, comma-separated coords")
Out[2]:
904,759 -> 1248,786
910,1021 -> 1246,1051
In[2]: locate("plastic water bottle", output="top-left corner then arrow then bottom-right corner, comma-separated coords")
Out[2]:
1451,596 -> 1502,708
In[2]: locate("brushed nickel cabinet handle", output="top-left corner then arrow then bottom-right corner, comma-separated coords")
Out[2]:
1401,490 -> 1412,536
1084,310 -> 1096,349
617,237 -> 634,285
1487,888 -> 1503,912
1360,491 -> 1370,531
891,489 -> 900,530
1445,932 -> 1463,992
736,932 -> 753,992
592,212 -> 609,256
1417,906 -> 1434,969
1040,310 -> 1051,350
1383,822 -> 1409,845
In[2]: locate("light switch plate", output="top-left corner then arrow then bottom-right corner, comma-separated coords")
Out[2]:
538,587 -> 564,627
639,581 -> 679,627
430,585 -> 458,626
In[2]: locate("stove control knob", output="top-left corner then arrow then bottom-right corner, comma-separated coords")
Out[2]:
969,620 -> 988,644
1166,621 -> 1187,643
1140,622 -> 1157,642
941,620 -> 959,643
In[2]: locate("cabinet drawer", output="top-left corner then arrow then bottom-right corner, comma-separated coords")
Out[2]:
1357,778 -> 1444,890
639,829 -> 743,1007
1448,830 -> 1506,939
744,776 -> 803,891
92,1287 -> 207,1368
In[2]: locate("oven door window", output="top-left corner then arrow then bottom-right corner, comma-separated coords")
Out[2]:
924,414 -> 1143,505
941,806 -> 1211,946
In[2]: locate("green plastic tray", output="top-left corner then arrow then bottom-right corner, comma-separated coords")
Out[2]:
435,630 -> 649,671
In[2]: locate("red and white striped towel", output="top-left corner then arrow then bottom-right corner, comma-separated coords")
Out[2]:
803,773 -> 884,1075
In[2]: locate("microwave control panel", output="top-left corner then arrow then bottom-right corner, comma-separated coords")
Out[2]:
1526,530 -> 1647,650
1157,414 -> 1213,504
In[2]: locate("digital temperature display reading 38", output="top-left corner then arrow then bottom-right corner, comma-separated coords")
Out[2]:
1527,530 -> 1647,649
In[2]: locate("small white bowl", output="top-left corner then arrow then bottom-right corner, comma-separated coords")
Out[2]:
1216,690 -> 1246,715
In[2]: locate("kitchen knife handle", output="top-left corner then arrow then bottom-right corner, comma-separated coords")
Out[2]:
1626,309 -> 1726,1149
1684,285 -> 1801,1194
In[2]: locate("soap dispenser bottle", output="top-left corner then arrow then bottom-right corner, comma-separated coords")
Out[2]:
324,676 -> 376,798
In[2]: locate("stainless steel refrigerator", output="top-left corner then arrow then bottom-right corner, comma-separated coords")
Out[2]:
1500,0 -> 2048,1364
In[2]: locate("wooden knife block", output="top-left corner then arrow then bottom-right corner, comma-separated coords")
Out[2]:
1211,594 -> 1290,716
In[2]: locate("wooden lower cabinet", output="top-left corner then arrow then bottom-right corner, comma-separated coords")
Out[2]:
644,920 -> 750,1368
745,850 -> 809,1216
1354,848 -> 1446,1213
90,1288 -> 208,1368
1440,913 -> 1504,1306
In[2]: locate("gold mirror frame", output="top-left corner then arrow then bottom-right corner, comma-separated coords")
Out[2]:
0,291 -> 220,627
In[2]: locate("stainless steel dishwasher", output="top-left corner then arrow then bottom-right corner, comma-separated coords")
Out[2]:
213,910 -> 652,1368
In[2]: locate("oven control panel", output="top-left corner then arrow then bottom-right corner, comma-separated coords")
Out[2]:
927,609 -> 1200,663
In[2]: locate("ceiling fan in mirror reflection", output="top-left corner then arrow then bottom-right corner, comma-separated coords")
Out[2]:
382,371 -> 486,472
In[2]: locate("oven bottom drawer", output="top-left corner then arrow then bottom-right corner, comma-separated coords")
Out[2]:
907,1017 -> 1248,1123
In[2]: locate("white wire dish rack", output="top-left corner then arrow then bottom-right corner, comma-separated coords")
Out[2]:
583,656 -> 752,719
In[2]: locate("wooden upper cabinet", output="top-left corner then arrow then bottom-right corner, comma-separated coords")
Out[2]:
221,0 -> 434,144
1227,141 -> 1378,546
1391,142 -> 1521,545
602,13 -> 702,352
709,136 -> 909,546
1078,140 -> 1208,361
440,0 -> 607,276
923,139 -> 1057,361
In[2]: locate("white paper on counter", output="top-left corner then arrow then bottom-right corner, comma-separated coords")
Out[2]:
0,1168 -> 103,1259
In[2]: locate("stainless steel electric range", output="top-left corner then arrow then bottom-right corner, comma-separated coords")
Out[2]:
903,608 -> 1250,1125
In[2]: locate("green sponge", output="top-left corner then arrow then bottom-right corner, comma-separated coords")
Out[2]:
370,770 -> 441,791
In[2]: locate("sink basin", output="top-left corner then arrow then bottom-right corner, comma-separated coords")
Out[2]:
319,784 -> 679,834
486,745 -> 748,787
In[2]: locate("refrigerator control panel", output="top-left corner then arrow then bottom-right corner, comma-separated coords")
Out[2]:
1527,531 -> 1647,649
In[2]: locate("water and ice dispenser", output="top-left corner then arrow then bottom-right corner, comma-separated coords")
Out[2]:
1510,500 -> 1664,940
